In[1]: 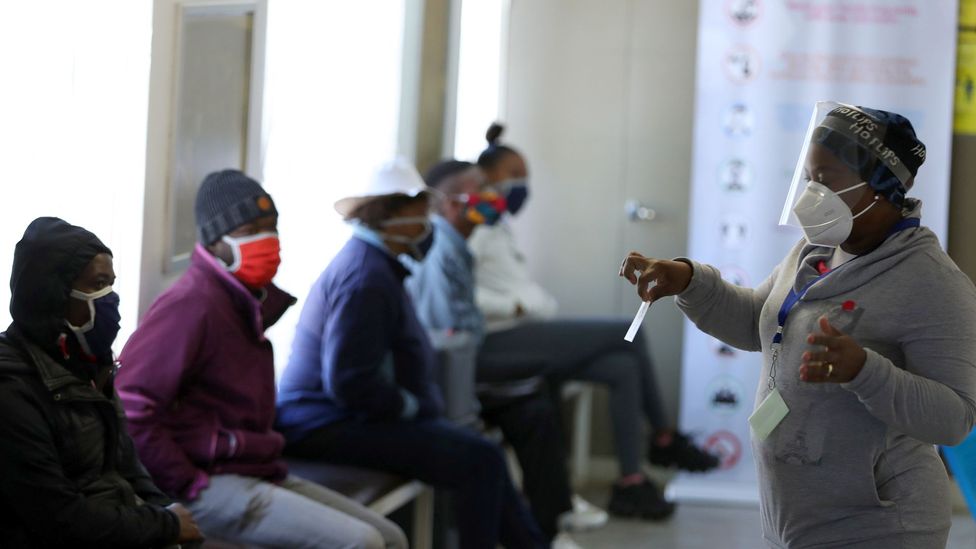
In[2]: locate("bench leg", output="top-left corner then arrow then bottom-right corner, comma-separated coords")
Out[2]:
572,385 -> 593,486
412,486 -> 434,549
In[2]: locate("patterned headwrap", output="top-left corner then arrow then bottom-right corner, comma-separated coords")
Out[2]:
812,105 -> 926,206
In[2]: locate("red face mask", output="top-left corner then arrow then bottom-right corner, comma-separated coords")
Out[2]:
222,232 -> 281,288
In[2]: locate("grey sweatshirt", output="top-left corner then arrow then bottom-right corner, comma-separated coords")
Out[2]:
676,200 -> 976,548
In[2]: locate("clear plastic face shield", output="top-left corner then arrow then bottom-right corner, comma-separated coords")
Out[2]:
779,102 -> 907,247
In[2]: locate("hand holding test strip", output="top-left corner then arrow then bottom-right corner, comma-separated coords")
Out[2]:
624,301 -> 650,342
618,253 -> 694,342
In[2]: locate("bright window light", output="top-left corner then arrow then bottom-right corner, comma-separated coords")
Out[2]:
453,0 -> 509,161
0,1 -> 152,349
261,0 -> 406,375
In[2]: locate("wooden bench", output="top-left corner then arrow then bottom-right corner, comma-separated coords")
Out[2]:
287,459 -> 433,548
202,460 -> 433,549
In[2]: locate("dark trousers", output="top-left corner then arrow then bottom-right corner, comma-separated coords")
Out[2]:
478,318 -> 670,476
284,419 -> 546,549
480,392 -> 573,541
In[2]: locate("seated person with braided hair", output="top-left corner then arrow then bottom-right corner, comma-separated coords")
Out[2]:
470,123 -> 720,519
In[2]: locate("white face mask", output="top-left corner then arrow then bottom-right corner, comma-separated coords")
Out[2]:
379,216 -> 435,260
380,216 -> 432,243
791,181 -> 878,246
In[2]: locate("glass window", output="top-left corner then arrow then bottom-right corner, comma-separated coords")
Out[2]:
261,0 -> 407,377
453,0 -> 510,160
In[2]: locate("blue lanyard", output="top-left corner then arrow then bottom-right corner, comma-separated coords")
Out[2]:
771,217 -> 920,347
764,217 -> 920,391
889,216 -> 921,233
773,277 -> 828,345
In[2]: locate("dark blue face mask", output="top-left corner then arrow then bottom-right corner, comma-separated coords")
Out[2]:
500,178 -> 530,215
66,287 -> 121,364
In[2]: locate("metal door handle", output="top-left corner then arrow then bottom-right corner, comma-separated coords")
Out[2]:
625,199 -> 657,222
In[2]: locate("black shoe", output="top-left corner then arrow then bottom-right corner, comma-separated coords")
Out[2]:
648,431 -> 720,472
607,479 -> 675,520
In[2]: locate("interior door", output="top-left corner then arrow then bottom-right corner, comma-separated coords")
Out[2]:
503,0 -> 699,422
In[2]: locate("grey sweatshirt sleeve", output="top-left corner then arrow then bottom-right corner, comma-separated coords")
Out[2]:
674,259 -> 779,352
841,277 -> 976,445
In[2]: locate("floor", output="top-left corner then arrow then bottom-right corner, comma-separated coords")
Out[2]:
569,487 -> 976,549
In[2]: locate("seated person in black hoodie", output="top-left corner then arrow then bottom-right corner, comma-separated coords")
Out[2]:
0,217 -> 202,548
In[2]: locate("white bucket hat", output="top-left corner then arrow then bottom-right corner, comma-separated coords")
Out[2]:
334,157 -> 430,217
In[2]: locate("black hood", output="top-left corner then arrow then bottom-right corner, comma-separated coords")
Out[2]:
8,217 -> 111,358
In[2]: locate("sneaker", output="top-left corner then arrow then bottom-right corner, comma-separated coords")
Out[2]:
648,431 -> 720,472
552,532 -> 585,549
558,494 -> 609,531
607,478 -> 675,520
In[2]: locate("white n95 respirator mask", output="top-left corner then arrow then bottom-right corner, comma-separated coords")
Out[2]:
791,181 -> 878,247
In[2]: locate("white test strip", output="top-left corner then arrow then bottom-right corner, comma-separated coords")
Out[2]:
624,301 -> 651,342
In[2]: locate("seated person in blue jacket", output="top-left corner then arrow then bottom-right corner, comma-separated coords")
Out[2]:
0,217 -> 202,547
404,160 -> 608,546
276,158 -> 547,549
117,170 -> 407,549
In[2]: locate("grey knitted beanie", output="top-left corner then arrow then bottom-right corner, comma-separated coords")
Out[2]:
195,169 -> 277,244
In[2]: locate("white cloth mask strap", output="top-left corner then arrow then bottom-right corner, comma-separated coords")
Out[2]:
851,195 -> 880,219
380,217 -> 432,245
381,216 -> 429,227
66,285 -> 114,332
836,181 -> 878,219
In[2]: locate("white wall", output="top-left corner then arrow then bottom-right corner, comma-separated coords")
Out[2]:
0,0 -> 153,348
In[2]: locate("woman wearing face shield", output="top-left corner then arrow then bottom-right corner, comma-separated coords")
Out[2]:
276,158 -> 547,549
621,104 -> 976,548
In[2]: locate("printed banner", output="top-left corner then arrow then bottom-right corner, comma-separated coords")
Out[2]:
669,0 -> 958,505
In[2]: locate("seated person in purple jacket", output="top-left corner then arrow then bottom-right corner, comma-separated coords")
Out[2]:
276,158 -> 546,549
117,170 -> 407,549
0,217 -> 202,548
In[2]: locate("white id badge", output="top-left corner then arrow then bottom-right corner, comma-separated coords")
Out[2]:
749,387 -> 789,441
624,301 -> 650,342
